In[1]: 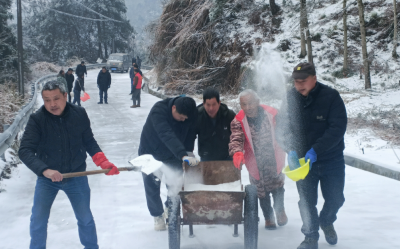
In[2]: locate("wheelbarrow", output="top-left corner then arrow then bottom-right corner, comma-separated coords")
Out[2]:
167,161 -> 259,249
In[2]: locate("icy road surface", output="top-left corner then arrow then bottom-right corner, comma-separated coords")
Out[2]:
0,69 -> 400,249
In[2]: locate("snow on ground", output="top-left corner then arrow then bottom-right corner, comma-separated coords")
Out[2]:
0,69 -> 400,248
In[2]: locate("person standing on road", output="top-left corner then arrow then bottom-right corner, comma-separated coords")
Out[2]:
76,61 -> 87,84
65,68 -> 75,103
129,63 -> 135,95
18,80 -> 119,249
277,62 -> 347,249
73,74 -> 85,106
196,88 -> 236,161
138,96 -> 198,231
131,56 -> 136,67
136,56 -> 142,69
56,70 -> 68,92
97,66 -> 111,104
131,68 -> 142,108
229,89 -> 288,230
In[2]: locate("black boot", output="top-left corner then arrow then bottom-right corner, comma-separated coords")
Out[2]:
297,238 -> 318,249
97,102 -> 103,104
321,224 -> 337,245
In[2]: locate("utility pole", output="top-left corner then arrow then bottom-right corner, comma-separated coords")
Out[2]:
17,0 -> 24,97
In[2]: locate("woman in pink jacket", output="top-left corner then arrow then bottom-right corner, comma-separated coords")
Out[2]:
229,89 -> 287,230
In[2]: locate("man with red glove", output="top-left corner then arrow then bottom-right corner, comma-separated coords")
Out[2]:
19,80 -> 119,249
229,89 -> 287,230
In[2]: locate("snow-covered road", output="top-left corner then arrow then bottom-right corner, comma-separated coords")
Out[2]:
1,69 -> 400,249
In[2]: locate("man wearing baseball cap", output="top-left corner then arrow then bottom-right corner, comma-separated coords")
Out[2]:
65,68 -> 75,102
277,62 -> 347,249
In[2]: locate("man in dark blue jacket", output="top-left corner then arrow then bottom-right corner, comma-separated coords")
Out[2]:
97,66 -> 111,104
138,96 -> 199,231
278,63 -> 347,249
19,80 -> 119,249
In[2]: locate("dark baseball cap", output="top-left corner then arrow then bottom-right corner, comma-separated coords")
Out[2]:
68,68 -> 74,71
292,62 -> 316,79
81,61 -> 85,64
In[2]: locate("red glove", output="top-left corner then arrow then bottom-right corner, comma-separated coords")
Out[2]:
233,152 -> 245,169
92,152 -> 120,176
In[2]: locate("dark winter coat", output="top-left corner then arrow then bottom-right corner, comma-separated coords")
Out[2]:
196,103 -> 235,161
138,97 -> 197,165
132,57 -> 136,65
74,77 -> 85,92
76,64 -> 87,77
65,73 -> 75,92
97,70 -> 111,90
19,103 -> 102,176
136,57 -> 142,68
277,82 -> 347,162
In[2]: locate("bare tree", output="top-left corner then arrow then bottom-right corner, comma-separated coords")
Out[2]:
299,1 -> 307,58
393,0 -> 398,59
357,0 -> 371,89
300,0 -> 313,64
269,0 -> 280,15
343,0 -> 348,76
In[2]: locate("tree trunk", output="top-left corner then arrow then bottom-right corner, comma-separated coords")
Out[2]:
301,0 -> 313,64
102,22 -> 108,58
299,0 -> 307,58
343,0 -> 348,76
269,0 -> 279,15
96,21 -> 103,59
393,0 -> 398,58
357,0 -> 371,89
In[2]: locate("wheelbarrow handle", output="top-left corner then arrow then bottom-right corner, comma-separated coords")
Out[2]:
62,166 -> 139,179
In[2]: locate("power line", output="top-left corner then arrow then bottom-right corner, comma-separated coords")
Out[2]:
72,0 -> 123,23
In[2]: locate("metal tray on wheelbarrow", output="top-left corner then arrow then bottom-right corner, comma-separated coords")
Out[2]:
168,161 -> 259,249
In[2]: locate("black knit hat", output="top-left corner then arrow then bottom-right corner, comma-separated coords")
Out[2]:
174,97 -> 196,119
292,62 -> 316,79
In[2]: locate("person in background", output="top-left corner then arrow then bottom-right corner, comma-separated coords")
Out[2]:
73,74 -> 85,107
131,68 -> 142,108
65,68 -> 75,103
97,66 -> 111,104
56,70 -> 68,92
229,89 -> 288,230
129,63 -> 135,95
277,62 -> 347,249
136,56 -> 142,69
131,56 -> 136,67
75,61 -> 87,84
19,80 -> 119,249
195,88 -> 235,161
138,96 -> 198,231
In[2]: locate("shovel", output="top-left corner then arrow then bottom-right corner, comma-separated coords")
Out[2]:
61,154 -> 164,179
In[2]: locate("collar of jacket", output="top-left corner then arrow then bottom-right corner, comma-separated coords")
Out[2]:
299,81 -> 321,108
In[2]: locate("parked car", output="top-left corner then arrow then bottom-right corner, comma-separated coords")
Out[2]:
107,53 -> 132,73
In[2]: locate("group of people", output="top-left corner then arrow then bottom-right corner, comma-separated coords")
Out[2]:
19,62 -> 347,249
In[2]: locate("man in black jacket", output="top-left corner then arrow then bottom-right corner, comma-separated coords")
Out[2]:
138,96 -> 199,231
97,66 -> 111,104
76,61 -> 87,83
196,88 -> 235,161
65,68 -> 74,103
19,80 -> 119,249
277,63 -> 347,249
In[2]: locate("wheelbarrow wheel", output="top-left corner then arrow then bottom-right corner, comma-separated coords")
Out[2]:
168,201 -> 181,249
244,184 -> 258,249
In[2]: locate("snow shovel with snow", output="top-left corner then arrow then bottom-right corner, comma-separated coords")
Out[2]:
61,154 -> 164,178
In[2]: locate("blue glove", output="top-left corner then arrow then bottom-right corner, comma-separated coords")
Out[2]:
305,148 -> 317,170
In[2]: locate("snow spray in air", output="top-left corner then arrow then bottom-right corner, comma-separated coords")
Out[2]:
249,43 -> 288,106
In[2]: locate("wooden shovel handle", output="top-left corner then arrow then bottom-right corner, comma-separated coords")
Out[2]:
62,167 -> 137,179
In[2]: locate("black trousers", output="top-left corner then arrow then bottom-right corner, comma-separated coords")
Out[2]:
142,159 -> 183,217
296,157 -> 345,240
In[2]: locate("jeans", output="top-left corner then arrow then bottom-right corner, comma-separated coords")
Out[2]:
296,157 -> 345,240
99,89 -> 108,103
142,159 -> 183,217
72,90 -> 81,106
132,89 -> 141,106
30,176 -> 98,249
259,186 -> 285,220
